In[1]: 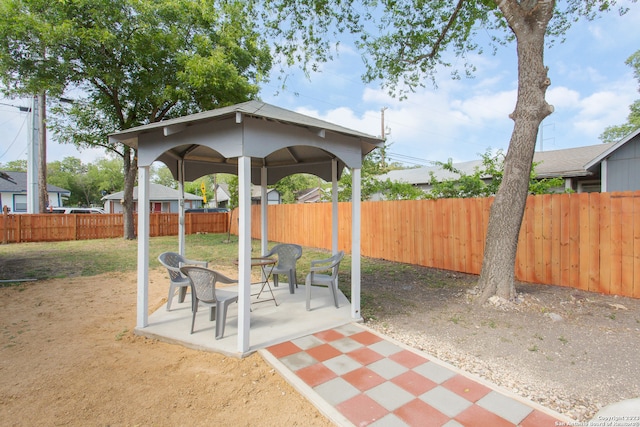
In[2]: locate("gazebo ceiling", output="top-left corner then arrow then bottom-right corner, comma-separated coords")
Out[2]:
109,101 -> 383,185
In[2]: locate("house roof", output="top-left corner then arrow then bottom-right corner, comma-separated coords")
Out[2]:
534,143 -> 612,178
584,127 -> 640,171
251,186 -> 279,199
102,183 -> 203,201
0,171 -> 70,194
380,159 -> 484,185
380,143 -> 614,185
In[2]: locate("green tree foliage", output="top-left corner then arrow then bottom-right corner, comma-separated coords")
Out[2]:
426,150 -> 566,199
0,0 -> 272,238
47,156 -> 123,206
274,174 -> 319,204
600,50 -> 640,143
151,164 -> 178,190
0,159 -> 27,171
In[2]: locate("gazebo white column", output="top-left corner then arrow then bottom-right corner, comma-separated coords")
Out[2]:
136,165 -> 151,328
177,159 -> 185,255
351,167 -> 362,320
260,166 -> 268,255
237,156 -> 252,354
332,159 -> 339,254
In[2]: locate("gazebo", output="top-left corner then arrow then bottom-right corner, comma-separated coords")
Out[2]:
108,101 -> 383,355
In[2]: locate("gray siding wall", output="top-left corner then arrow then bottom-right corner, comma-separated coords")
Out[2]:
607,136 -> 640,192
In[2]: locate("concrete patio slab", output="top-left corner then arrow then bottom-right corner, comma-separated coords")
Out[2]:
134,282 -> 354,357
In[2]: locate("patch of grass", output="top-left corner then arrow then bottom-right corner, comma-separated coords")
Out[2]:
558,336 -> 568,344
0,234 -> 333,281
607,313 -> 616,320
487,320 -> 497,329
0,281 -> 27,289
533,333 -> 544,341
115,328 -> 129,341
449,315 -> 462,324
528,344 -> 539,352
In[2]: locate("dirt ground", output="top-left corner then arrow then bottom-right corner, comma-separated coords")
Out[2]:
0,269 -> 332,427
1,262 -> 639,425
358,264 -> 640,421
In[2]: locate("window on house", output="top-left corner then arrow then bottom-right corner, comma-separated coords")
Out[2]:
14,194 -> 27,212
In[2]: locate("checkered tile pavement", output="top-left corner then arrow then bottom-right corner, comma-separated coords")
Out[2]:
264,323 -> 566,427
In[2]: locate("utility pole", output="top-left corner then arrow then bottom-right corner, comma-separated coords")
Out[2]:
37,92 -> 47,212
27,95 -> 39,214
380,107 -> 387,170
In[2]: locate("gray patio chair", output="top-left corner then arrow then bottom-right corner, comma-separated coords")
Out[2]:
304,251 -> 345,311
264,244 -> 303,294
158,252 -> 208,311
180,266 -> 239,340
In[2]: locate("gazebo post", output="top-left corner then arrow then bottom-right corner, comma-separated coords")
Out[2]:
136,165 -> 150,328
177,159 -> 185,255
351,167 -> 362,320
237,155 -> 252,354
332,159 -> 338,254
260,166 -> 268,256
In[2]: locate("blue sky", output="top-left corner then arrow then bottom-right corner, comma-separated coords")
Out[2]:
1,5 -> 639,168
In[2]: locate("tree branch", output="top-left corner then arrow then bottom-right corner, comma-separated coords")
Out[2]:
401,0 -> 466,65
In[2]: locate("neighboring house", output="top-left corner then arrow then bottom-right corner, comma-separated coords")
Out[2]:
102,183 -> 203,213
377,138 -> 640,195
295,187 -> 324,203
211,182 -> 231,208
0,171 -> 70,213
585,127 -> 640,192
251,186 -> 281,205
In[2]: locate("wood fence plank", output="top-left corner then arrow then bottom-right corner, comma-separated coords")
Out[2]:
542,194 -> 553,284
634,192 -> 640,298
569,195 -> 581,288
550,194 -> 561,286
620,193 -> 634,297
588,193 -> 601,293
578,193 -> 591,291
610,194 -> 623,295
599,193 -> 612,294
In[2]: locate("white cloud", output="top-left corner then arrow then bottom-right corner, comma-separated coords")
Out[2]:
546,86 -> 581,109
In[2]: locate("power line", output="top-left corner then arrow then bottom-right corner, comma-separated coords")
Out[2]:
0,113 -> 29,161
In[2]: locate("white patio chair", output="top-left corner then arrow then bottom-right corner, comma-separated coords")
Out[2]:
304,251 -> 345,311
180,266 -> 238,340
158,252 -> 208,311
264,244 -> 303,294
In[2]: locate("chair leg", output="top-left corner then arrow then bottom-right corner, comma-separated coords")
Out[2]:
167,284 -> 176,311
305,275 -> 312,311
330,281 -> 339,308
215,300 -> 235,340
178,286 -> 187,303
190,302 -> 198,334
288,271 -> 295,294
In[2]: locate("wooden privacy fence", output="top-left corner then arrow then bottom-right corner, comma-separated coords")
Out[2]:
231,191 -> 640,299
1,212 -> 230,243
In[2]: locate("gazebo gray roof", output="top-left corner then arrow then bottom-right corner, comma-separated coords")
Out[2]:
109,100 -> 381,184
108,101 -> 383,356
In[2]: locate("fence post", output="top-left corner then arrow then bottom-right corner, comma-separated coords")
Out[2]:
2,205 -> 8,244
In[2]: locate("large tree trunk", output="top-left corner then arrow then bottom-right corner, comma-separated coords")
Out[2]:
476,0 -> 555,304
122,146 -> 137,240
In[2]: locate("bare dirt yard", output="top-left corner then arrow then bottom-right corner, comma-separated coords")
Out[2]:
1,257 -> 639,425
1,269 -> 332,427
